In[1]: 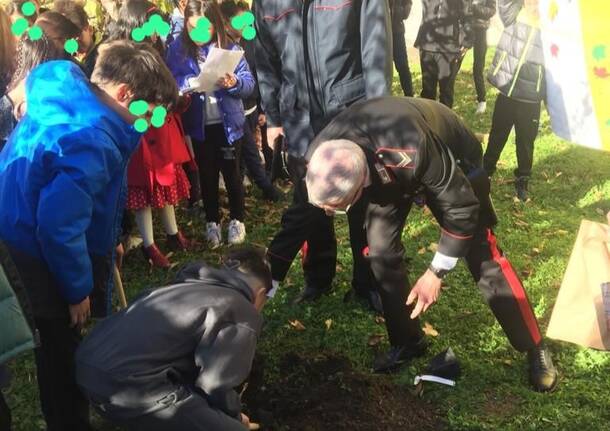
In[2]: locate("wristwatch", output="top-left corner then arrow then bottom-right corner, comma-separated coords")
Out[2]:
429,264 -> 450,280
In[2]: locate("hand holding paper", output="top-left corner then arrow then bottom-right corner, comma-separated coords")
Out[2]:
188,47 -> 244,93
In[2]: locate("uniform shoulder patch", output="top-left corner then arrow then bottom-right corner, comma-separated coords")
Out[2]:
375,148 -> 417,169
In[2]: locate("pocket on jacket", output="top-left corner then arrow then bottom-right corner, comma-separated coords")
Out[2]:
330,75 -> 365,107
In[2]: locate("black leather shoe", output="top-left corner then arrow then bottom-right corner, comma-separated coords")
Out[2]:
515,176 -> 529,202
293,285 -> 331,304
373,338 -> 428,373
344,289 -> 384,314
527,345 -> 558,392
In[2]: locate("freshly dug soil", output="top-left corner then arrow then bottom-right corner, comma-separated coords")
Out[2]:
242,352 -> 444,431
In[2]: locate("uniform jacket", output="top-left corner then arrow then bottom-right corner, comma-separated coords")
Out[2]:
471,0 -> 496,29
76,263 -> 262,420
415,0 -> 474,53
253,0 -> 393,157
0,240 -> 36,365
166,38 -> 255,143
307,97 -> 482,258
487,17 -> 545,103
0,61 -> 142,308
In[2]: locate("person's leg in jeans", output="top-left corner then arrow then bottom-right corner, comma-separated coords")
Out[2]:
34,317 -> 91,431
420,50 -> 439,101
473,27 -> 488,105
438,52 -> 464,108
483,94 -> 517,176
194,128 -> 222,224
513,100 -> 542,179
392,14 -> 413,96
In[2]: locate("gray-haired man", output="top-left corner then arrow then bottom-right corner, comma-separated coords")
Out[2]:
305,96 -> 557,392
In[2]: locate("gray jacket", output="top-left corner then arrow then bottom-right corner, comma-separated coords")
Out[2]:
75,263 -> 262,420
254,0 -> 392,157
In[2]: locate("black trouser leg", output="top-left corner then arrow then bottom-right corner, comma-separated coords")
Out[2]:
0,390 -> 11,431
473,27 -> 488,103
34,317 -> 91,431
513,100 -> 541,179
347,195 -> 375,293
365,199 -> 423,346
219,138 -> 246,222
392,16 -> 413,97
483,93 -> 516,176
438,52 -> 463,108
420,50 -> 438,101
267,156 -> 336,288
464,227 -> 542,351
241,112 -> 275,194
193,132 -> 221,223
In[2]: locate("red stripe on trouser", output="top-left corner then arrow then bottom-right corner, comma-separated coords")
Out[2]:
300,241 -> 309,266
487,229 -> 542,346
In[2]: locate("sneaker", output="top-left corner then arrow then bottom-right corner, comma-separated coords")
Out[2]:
206,222 -> 222,249
515,176 -> 529,202
227,219 -> 246,245
527,345 -> 558,392
373,338 -> 428,373
475,101 -> 487,114
166,231 -> 192,252
142,243 -> 171,269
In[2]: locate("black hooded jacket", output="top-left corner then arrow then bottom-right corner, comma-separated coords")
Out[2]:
75,263 -> 262,420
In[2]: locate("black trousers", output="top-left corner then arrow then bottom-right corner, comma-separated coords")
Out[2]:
34,317 -> 91,431
0,366 -> 10,431
473,27 -> 488,103
241,111 -> 275,194
483,93 -> 542,178
392,15 -> 413,97
193,125 -> 245,223
420,50 -> 464,108
367,174 -> 542,352
267,156 -> 374,292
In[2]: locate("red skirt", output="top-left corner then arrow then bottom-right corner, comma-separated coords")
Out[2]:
126,164 -> 190,210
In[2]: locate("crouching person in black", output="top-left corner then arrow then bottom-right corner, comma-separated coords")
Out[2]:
304,96 -> 558,392
75,247 -> 271,430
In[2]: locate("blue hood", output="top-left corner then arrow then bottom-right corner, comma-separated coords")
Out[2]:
0,60 -> 142,305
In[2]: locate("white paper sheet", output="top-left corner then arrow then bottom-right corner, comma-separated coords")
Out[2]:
188,47 -> 244,93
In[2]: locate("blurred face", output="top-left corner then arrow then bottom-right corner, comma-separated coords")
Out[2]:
187,14 -> 215,46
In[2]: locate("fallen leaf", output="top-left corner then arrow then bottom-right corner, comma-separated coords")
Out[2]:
441,283 -> 451,291
325,319 -> 333,330
289,320 -> 306,331
521,269 -> 532,277
374,316 -> 386,325
428,242 -> 438,253
514,219 -> 529,227
532,247 -> 541,255
367,334 -> 385,346
417,247 -> 427,255
502,359 -> 513,367
555,171 -> 563,178
423,322 -> 439,337
556,230 -> 569,235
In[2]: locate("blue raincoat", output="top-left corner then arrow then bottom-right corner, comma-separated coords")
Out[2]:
0,60 -> 142,308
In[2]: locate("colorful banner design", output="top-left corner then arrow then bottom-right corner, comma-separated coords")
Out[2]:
539,0 -> 610,152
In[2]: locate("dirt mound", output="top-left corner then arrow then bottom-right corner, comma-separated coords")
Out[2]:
242,353 -> 444,431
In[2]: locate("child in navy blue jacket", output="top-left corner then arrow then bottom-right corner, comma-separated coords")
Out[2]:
167,0 -> 254,248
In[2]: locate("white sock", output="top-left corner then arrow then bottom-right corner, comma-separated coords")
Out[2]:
160,205 -> 179,235
135,207 -> 154,247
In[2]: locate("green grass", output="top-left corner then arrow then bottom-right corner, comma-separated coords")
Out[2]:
6,49 -> 610,430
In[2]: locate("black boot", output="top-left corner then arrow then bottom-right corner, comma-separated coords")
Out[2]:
293,284 -> 331,304
373,337 -> 428,373
344,288 -> 384,314
515,176 -> 529,202
527,344 -> 558,392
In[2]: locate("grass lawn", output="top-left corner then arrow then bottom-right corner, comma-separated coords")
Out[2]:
5,49 -> 610,430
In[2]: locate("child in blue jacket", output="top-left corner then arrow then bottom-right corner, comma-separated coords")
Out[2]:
167,0 -> 254,248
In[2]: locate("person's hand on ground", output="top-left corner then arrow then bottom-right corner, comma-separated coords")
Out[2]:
69,296 -> 91,329
267,127 -> 284,147
406,269 -> 442,319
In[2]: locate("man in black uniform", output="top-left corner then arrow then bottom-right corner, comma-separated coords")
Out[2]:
75,247 -> 271,430
305,97 -> 558,392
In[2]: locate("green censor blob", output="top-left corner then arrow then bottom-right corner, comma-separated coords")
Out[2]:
134,118 -> 149,133
131,27 -> 145,42
231,12 -> 256,40
593,45 -> 606,62
28,25 -> 43,41
242,26 -> 256,41
11,18 -> 28,37
64,39 -> 79,55
190,16 -> 212,44
129,100 -> 149,116
150,106 -> 168,128
21,1 -> 36,17
142,22 -> 154,37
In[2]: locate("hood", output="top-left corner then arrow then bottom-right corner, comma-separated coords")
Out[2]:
174,262 -> 255,303
0,61 -> 141,170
